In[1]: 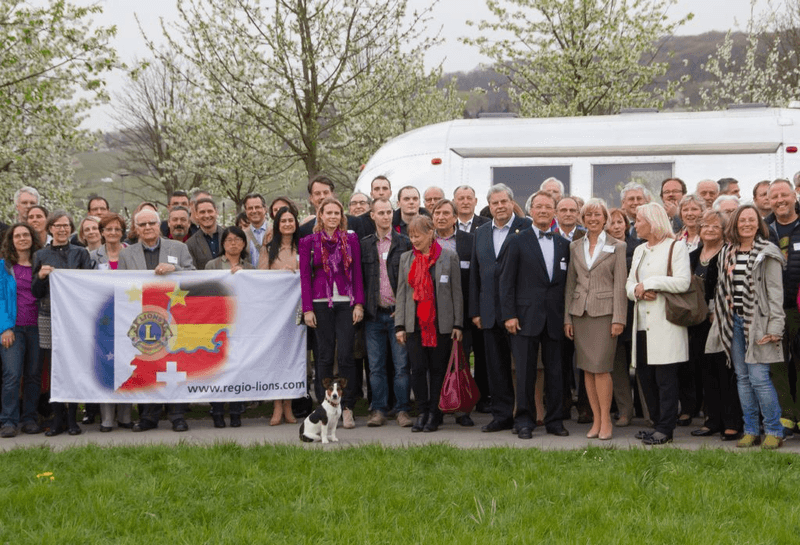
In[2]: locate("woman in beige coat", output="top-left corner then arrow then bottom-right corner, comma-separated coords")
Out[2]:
565,199 -> 627,441
626,203 -> 691,445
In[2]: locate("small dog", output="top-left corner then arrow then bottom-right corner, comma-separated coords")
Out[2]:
300,377 -> 347,444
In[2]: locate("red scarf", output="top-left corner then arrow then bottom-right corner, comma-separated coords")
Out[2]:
408,240 -> 441,347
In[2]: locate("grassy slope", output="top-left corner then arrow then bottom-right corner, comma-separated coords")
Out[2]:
0,444 -> 797,543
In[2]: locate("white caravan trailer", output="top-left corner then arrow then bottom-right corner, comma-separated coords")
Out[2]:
354,107 -> 800,209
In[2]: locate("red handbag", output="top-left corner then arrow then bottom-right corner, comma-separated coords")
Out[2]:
439,340 -> 481,413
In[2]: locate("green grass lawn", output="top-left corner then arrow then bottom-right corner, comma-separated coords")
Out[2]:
0,443 -> 797,543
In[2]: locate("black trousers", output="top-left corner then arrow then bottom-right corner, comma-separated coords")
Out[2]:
312,301 -> 357,410
511,328 -> 564,430
636,331 -> 679,436
483,325 -> 515,423
702,351 -> 743,431
680,321 -> 708,417
406,332 -> 451,414
210,402 -> 244,416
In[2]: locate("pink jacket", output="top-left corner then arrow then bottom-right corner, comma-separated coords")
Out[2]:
299,231 -> 364,313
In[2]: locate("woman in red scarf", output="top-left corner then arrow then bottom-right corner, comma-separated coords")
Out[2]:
395,215 -> 463,432
299,198 -> 364,429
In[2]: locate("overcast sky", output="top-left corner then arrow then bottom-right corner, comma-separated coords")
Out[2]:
81,0 -> 770,130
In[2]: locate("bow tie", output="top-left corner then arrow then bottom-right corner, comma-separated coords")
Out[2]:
538,231 -> 553,239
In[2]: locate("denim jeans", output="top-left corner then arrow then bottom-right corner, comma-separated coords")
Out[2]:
731,314 -> 783,437
364,310 -> 410,414
0,325 -> 41,426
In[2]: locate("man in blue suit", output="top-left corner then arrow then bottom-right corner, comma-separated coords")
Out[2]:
469,184 -> 532,433
499,191 -> 571,439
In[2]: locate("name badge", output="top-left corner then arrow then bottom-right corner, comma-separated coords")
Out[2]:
97,263 -> 109,271
440,275 -> 449,283
381,252 -> 388,261
794,242 -> 800,251
167,255 -> 178,265
560,261 -> 567,270
602,245 -> 615,253
460,260 -> 470,269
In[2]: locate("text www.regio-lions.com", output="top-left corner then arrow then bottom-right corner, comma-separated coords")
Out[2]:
186,382 -> 305,395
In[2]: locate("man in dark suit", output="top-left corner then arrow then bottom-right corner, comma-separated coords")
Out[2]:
298,174 -> 363,239
185,197 -> 224,270
469,184 -> 531,433
499,190 -> 570,439
454,185 -> 490,234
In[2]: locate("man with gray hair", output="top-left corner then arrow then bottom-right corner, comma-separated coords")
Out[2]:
118,207 -> 196,433
696,180 -> 720,209
453,185 -> 489,234
540,178 -> 565,202
423,186 -> 445,211
13,187 -> 39,223
712,195 -> 739,217
348,191 -> 371,217
470,183 -> 532,433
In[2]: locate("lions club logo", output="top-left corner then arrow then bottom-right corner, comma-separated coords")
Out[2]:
127,310 -> 173,356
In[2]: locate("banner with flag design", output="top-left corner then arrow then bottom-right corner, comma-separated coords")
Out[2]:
50,270 -> 306,403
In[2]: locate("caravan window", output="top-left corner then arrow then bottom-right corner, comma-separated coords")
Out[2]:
592,163 -> 673,207
492,166 -> 571,210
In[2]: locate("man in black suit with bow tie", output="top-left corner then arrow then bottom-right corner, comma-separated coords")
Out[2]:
499,190 -> 571,439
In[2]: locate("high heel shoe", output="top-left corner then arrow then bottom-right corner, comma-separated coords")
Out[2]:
283,401 -> 297,424
587,429 -> 600,439
270,400 -> 284,426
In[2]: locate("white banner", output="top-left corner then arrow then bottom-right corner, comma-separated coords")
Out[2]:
50,270 -> 306,403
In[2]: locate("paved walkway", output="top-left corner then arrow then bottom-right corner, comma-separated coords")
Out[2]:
2,412 -> 798,453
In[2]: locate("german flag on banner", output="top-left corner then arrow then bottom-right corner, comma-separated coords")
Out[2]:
118,280 -> 235,391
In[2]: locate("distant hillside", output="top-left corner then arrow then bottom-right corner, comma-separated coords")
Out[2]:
447,32 -> 751,116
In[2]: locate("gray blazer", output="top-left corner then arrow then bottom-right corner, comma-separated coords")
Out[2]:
118,238 -> 196,271
395,248 -> 463,334
564,235 -> 628,325
186,225 -> 224,271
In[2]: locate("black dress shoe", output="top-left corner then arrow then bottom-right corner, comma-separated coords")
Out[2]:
230,414 -> 242,428
546,427 -> 569,437
518,427 -> 533,439
99,425 -> 113,433
81,415 -> 96,425
412,413 -> 427,433
44,425 -> 65,437
455,415 -> 474,427
482,419 -> 513,433
172,418 -> 189,432
67,426 -> 82,436
117,421 -> 134,429
642,431 -> 672,445
423,413 -> 441,432
133,420 -> 158,432
212,414 -> 226,428
722,430 -> 742,441
676,415 -> 692,427
691,427 -> 720,437
635,429 -> 653,439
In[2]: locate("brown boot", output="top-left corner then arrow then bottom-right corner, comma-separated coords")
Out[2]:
270,400 -> 284,426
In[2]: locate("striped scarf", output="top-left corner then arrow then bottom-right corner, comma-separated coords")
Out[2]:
713,237 -> 769,366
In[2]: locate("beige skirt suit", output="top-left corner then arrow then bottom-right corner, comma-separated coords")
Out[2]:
564,235 -> 628,373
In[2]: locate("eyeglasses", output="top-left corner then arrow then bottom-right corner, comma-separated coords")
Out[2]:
52,223 -> 71,230
350,200 -> 369,206
136,221 -> 158,227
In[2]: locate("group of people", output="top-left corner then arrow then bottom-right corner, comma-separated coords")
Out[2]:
2,171 -> 800,449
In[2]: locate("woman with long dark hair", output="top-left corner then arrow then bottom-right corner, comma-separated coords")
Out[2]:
0,223 -> 45,437
259,206 -> 300,425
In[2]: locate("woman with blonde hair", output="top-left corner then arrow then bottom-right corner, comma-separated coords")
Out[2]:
626,203 -> 691,445
299,198 -> 364,429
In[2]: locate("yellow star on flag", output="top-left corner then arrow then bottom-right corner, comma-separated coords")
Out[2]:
126,286 -> 142,302
166,287 -> 189,307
